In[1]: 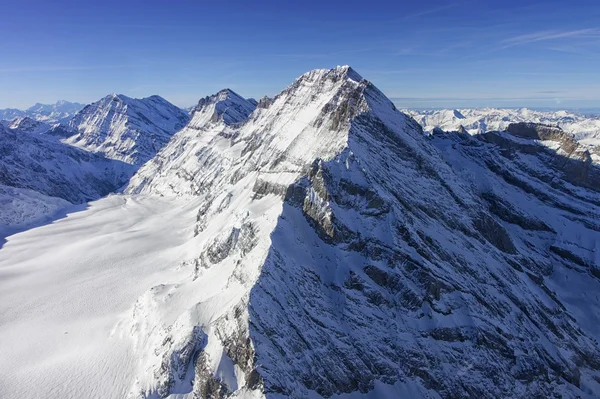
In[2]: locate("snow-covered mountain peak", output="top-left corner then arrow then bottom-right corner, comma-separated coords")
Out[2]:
128,65 -> 422,196
188,88 -> 256,128
121,66 -> 600,398
66,93 -> 189,165
290,65 -> 364,90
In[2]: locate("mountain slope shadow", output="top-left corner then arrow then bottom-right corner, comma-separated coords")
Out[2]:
0,202 -> 90,250
239,122 -> 600,398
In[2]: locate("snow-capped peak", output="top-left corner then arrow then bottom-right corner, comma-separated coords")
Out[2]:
66,93 -> 190,165
188,88 -> 256,128
122,66 -> 600,398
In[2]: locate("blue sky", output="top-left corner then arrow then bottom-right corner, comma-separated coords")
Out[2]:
1,0 -> 600,109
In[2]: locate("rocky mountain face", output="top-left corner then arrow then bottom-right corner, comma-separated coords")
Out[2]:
0,122 -> 135,204
66,94 -> 189,165
0,100 -> 85,123
188,89 -> 257,129
408,108 -> 600,154
120,66 -> 600,398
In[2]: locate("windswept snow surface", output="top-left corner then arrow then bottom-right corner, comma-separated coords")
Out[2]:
0,195 -> 200,399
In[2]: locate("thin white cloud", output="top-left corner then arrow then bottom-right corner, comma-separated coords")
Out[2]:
399,2 -> 463,20
500,28 -> 600,48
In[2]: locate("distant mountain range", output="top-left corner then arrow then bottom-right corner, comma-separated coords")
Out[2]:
407,107 -> 600,150
0,100 -> 85,123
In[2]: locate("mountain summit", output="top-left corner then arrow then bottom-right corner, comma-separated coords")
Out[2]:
66,94 -> 189,165
188,89 -> 257,128
122,66 -> 600,398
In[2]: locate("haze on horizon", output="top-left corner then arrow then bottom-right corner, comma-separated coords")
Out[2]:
2,0 -> 599,110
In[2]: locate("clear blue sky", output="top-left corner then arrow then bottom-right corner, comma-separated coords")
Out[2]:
1,0 -> 600,109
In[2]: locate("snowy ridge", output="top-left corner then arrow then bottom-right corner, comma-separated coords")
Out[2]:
66,94 -> 189,165
0,185 -> 71,237
1,67 -> 599,399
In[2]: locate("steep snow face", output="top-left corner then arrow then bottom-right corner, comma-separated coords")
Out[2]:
2,67 -> 600,399
0,123 -> 135,204
408,107 -> 600,148
187,89 -> 257,129
0,101 -> 84,123
66,94 -> 189,165
8,116 -> 51,135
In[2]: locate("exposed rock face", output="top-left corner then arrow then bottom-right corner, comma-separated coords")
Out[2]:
256,96 -> 274,109
122,67 -> 600,399
66,94 -> 189,165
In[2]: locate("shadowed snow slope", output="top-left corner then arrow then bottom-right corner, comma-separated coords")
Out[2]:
66,94 -> 189,165
0,123 -> 134,204
8,116 -> 51,135
1,67 -> 599,399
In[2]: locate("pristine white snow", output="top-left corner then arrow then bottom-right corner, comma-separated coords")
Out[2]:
0,195 -> 199,399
